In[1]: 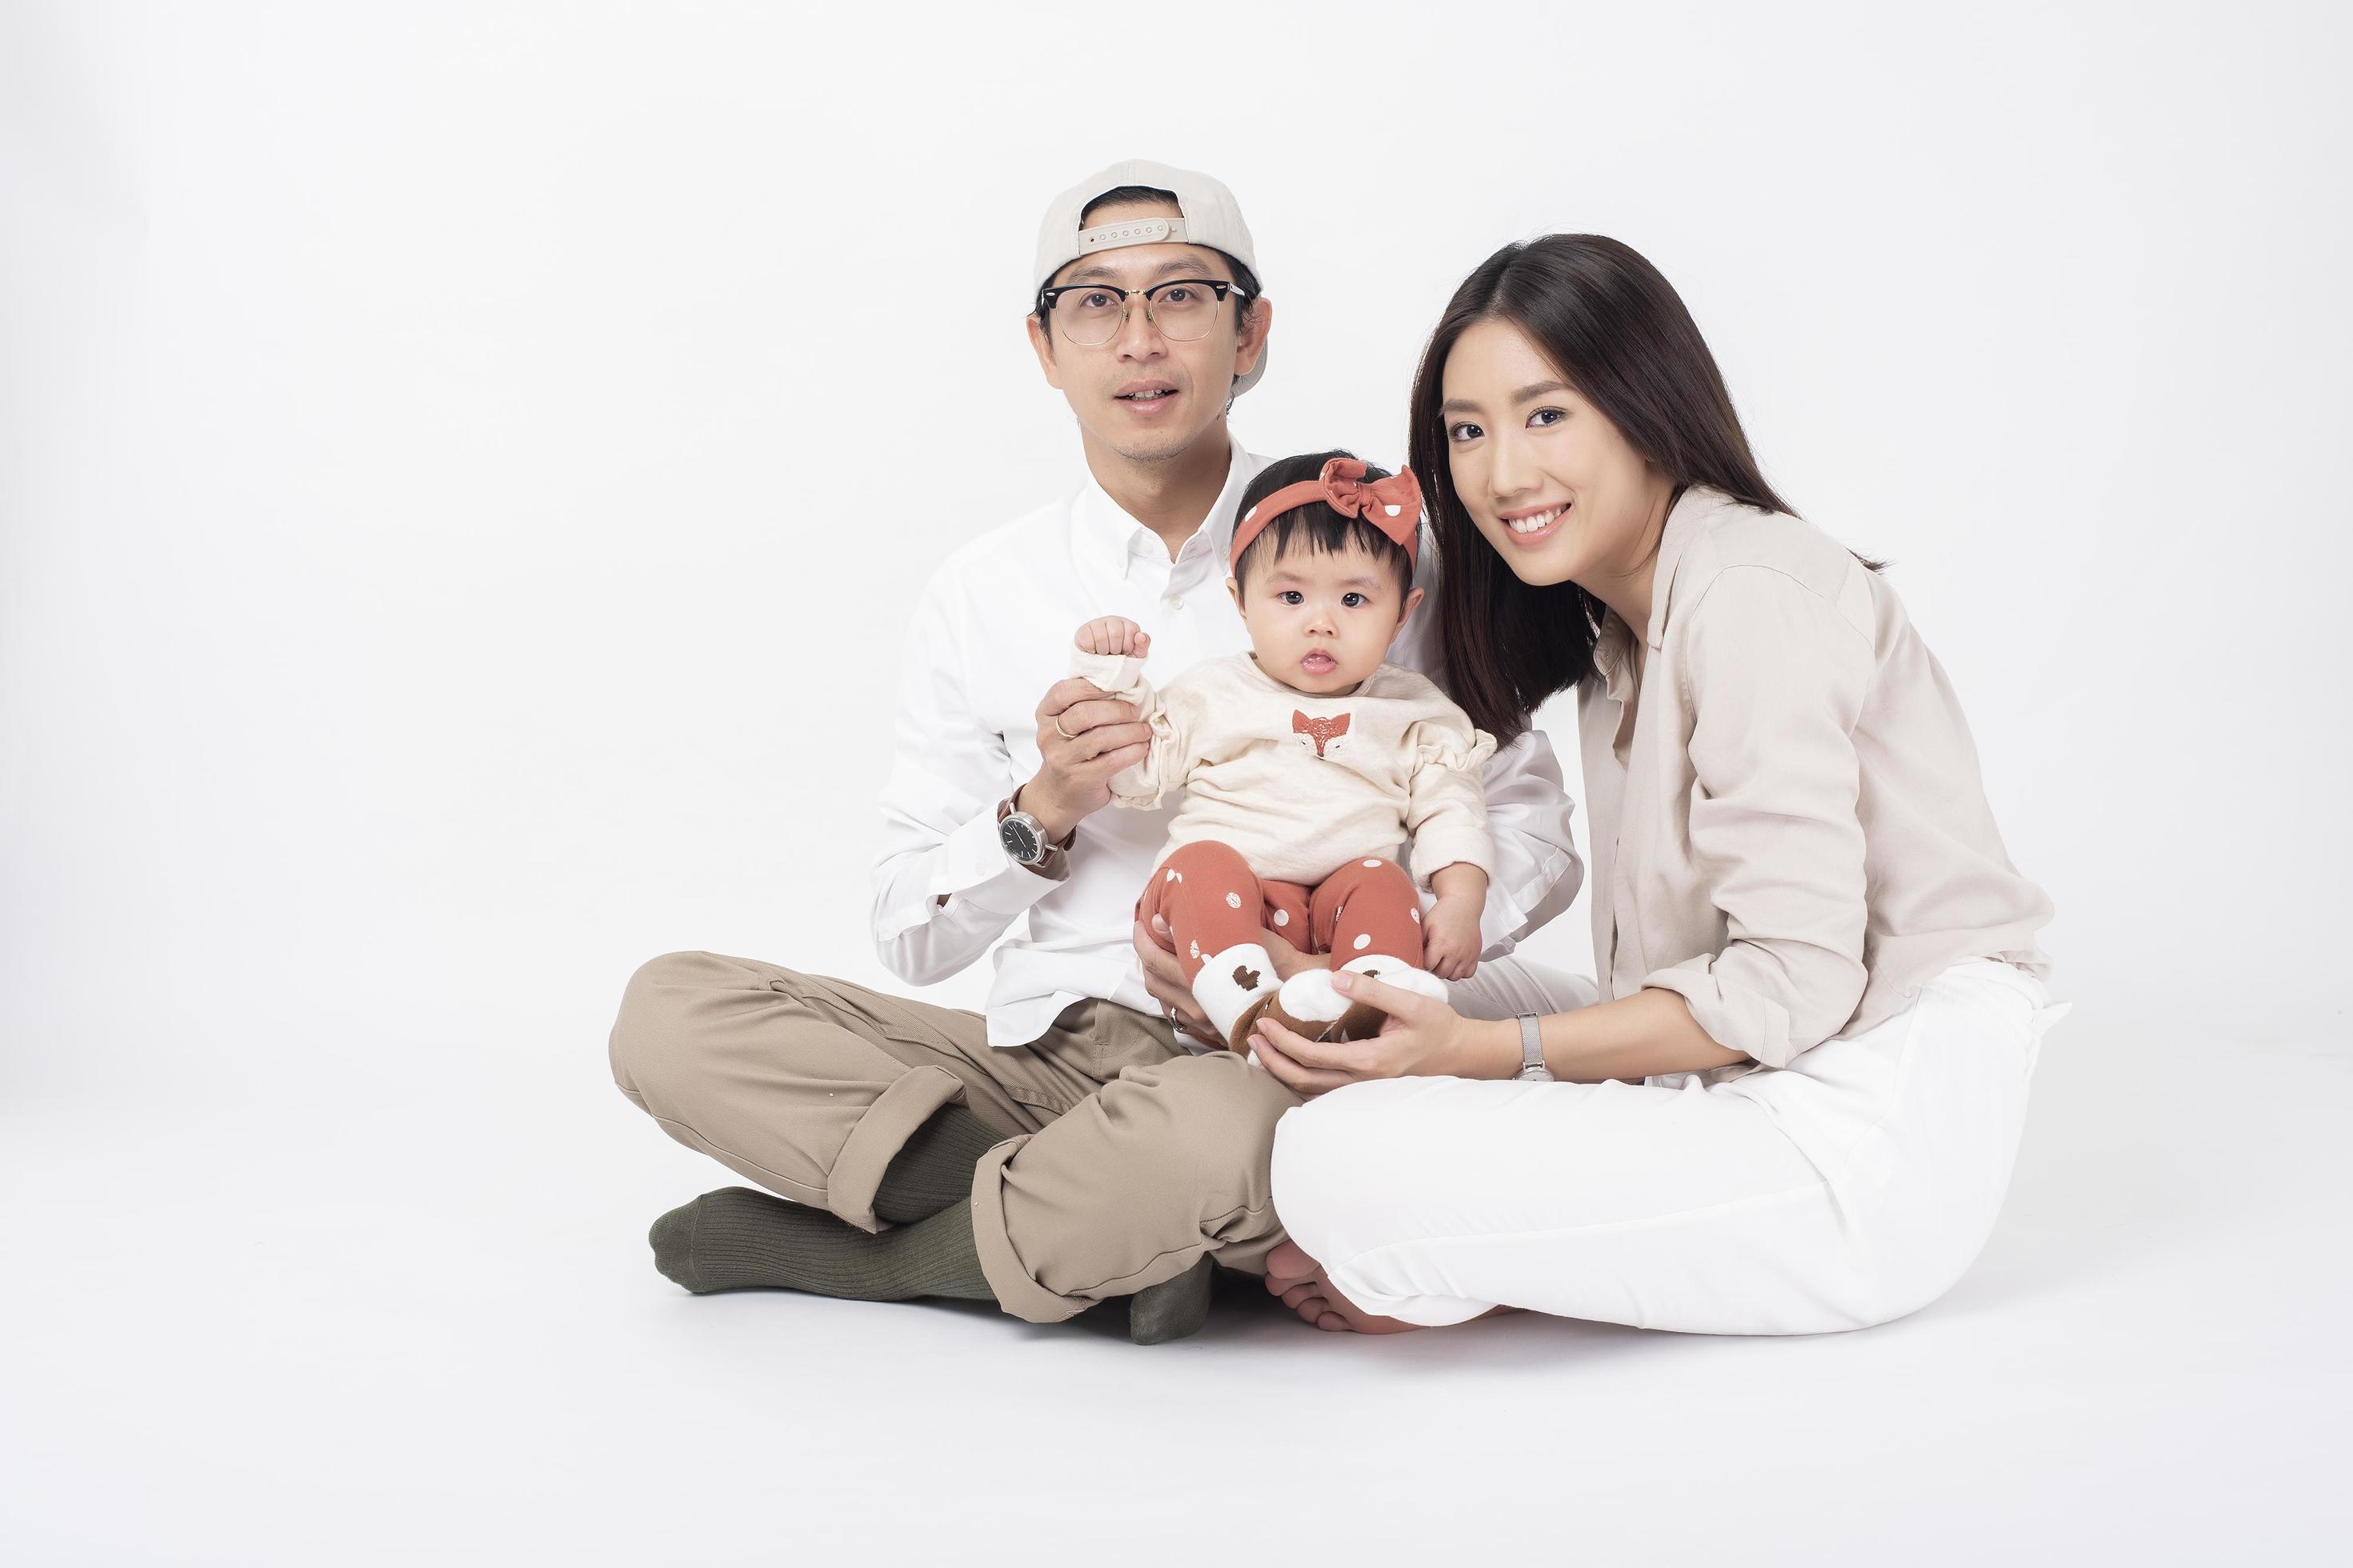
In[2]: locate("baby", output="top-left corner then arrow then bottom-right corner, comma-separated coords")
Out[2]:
1070,451 -> 1498,1054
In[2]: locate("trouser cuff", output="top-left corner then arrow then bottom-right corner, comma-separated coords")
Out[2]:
826,1065 -> 965,1233
969,1135 -> 1094,1324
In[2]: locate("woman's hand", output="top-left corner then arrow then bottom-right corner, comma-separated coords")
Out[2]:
1419,894 -> 1482,980
1248,970 -> 1501,1096
1074,617 -> 1150,658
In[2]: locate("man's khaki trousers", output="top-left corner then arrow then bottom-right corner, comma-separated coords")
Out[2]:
608,951 -> 1302,1323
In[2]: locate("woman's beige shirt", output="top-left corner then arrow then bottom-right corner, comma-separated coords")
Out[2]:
1580,488 -> 2053,1068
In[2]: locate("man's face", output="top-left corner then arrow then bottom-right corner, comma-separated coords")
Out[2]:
1026,199 -> 1270,465
1227,540 -> 1423,697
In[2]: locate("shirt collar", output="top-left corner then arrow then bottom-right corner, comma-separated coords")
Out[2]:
1591,608 -> 1641,708
1591,484 -> 1735,706
1640,484 -> 1735,650
1070,432 -> 1261,580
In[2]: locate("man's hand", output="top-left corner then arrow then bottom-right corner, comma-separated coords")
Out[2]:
1135,915 -> 1218,1047
1074,617 -> 1150,658
1024,678 -> 1153,840
1421,895 -> 1483,980
1260,920 -> 1331,982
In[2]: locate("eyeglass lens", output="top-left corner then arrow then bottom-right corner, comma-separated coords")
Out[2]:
1054,282 -> 1225,346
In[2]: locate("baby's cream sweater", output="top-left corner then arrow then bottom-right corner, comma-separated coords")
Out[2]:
1070,650 -> 1497,889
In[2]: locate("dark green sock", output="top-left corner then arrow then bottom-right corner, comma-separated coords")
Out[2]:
1127,1255 -> 1215,1345
874,1104 -> 1005,1225
648,1187 -> 994,1303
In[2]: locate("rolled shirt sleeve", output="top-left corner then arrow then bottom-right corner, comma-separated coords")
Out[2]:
1639,566 -> 1872,1067
870,584 -> 1063,986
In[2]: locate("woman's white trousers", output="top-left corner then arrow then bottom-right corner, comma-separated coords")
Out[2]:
1269,962 -> 2069,1332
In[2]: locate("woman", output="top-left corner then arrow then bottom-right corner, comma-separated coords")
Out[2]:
1248,235 -> 2064,1335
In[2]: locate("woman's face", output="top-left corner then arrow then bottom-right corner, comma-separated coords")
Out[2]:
1439,318 -> 1672,590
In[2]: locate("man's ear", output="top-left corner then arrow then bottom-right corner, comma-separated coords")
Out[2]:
1232,294 -> 1273,382
1026,314 -> 1062,390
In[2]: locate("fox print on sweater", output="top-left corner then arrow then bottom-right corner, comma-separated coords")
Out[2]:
1069,649 -> 1498,889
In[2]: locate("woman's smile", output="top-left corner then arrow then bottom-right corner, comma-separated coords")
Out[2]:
1497,501 -> 1571,544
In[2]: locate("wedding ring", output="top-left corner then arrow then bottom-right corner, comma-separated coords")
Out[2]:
1053,714 -> 1078,741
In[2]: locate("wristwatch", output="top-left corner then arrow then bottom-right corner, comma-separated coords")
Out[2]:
996,797 -> 1072,871
1515,1013 -> 1555,1082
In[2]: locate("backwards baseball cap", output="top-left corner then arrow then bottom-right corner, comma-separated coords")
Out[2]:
1033,158 -> 1268,398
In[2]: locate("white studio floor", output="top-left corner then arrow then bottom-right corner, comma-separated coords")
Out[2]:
5,1001 -> 2347,1566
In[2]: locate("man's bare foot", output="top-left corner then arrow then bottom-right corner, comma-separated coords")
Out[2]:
1262,1240 -> 1424,1334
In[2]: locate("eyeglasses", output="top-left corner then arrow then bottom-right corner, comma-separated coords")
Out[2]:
1035,278 -> 1248,347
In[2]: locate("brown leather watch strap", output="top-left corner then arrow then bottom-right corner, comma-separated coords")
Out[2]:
999,794 -> 1076,850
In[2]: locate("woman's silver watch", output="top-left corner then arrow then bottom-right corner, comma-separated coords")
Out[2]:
1515,1013 -> 1555,1082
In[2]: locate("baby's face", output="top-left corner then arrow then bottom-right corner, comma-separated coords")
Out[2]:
1227,541 -> 1423,697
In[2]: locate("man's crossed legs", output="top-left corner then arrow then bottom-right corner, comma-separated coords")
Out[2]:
608,952 -> 1300,1340
609,950 -> 1596,1341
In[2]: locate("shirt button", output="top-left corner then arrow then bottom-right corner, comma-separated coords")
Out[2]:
1161,594 -> 1183,611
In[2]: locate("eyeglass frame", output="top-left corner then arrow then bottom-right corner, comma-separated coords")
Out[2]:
1033,277 -> 1254,346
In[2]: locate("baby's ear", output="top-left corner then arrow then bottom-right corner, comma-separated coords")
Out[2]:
1398,585 -> 1426,627
1225,574 -> 1244,612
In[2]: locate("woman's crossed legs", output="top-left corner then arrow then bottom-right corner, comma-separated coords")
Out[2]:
1264,963 -> 2051,1335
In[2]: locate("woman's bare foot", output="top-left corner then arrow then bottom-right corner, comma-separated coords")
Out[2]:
1262,1240 -> 1425,1334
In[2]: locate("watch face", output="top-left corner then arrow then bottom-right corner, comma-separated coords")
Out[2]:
999,817 -> 1043,863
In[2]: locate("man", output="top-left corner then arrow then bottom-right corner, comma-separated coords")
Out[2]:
609,160 -> 1593,1343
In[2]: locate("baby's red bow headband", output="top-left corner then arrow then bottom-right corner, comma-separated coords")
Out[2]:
1229,457 -> 1423,577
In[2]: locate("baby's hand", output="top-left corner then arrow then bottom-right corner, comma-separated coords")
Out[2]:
1421,896 -> 1482,982
1074,617 -> 1150,658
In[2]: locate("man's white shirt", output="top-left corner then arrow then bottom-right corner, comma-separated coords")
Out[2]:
870,435 -> 1586,1047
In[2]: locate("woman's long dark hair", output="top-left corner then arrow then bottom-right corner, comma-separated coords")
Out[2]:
1407,235 -> 1795,746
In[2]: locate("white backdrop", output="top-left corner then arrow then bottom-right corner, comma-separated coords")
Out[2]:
5,2 -> 2349,1562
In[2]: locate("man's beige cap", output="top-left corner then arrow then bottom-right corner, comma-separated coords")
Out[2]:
1033,158 -> 1267,398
